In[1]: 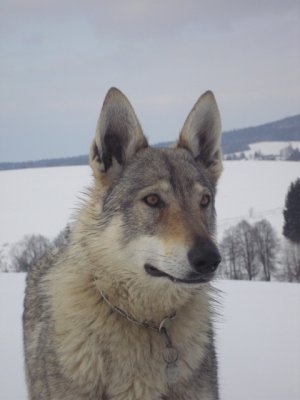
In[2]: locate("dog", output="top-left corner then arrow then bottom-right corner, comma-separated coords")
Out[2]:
23,87 -> 223,400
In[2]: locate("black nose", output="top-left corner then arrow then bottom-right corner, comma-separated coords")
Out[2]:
188,237 -> 221,274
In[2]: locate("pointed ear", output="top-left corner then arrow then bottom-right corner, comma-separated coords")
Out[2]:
90,87 -> 148,182
177,91 -> 223,183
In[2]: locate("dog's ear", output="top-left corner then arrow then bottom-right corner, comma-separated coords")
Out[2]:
90,87 -> 148,182
177,91 -> 222,183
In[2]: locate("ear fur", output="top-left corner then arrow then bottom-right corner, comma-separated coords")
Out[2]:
90,88 -> 148,181
177,91 -> 223,183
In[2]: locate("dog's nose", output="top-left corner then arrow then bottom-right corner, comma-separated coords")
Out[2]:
188,237 -> 221,274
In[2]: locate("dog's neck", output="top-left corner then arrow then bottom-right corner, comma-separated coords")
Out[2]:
93,274 -> 193,325
94,279 -> 185,384
95,283 -> 176,332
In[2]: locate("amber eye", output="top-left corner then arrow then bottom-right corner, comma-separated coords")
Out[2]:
200,194 -> 211,208
143,194 -> 162,208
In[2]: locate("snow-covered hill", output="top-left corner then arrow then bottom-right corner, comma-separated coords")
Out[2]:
249,141 -> 300,156
216,160 -> 299,237
221,114 -> 300,155
1,274 -> 299,400
0,165 -> 92,245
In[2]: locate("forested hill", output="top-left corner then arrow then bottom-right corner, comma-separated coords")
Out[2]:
221,114 -> 300,154
1,114 -> 299,170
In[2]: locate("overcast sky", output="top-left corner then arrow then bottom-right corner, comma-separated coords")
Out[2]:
1,0 -> 299,162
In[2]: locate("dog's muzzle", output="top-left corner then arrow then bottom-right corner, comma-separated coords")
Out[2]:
144,237 -> 221,284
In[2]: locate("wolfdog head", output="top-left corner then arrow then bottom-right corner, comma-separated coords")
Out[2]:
86,88 -> 222,308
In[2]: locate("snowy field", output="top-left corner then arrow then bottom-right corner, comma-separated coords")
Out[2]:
0,274 -> 299,400
0,165 -> 92,245
0,161 -> 299,250
216,160 -> 300,237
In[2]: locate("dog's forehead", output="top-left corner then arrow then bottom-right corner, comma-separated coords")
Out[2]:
123,147 -> 211,191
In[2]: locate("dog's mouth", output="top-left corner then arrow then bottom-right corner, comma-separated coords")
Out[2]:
144,264 -> 211,284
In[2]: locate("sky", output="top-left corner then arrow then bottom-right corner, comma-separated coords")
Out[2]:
0,0 -> 299,162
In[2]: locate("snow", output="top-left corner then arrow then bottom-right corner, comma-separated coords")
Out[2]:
216,280 -> 300,400
0,274 -> 299,400
0,273 -> 27,400
215,161 -> 300,237
0,166 -> 92,245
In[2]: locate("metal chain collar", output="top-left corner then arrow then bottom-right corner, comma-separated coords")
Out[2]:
94,281 -> 181,384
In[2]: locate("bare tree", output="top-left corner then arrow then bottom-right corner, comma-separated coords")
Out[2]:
10,234 -> 52,272
219,219 -> 299,283
283,241 -> 300,282
253,220 -> 278,281
235,220 -> 258,280
0,244 -> 10,272
0,256 -> 9,272
219,227 -> 244,279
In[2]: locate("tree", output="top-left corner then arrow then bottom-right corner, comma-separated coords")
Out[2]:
283,178 -> 300,243
219,221 -> 260,280
0,244 -> 10,272
282,241 -> 300,282
219,226 -> 243,280
253,220 -> 278,281
235,220 -> 258,280
280,144 -> 294,160
287,147 -> 300,161
10,234 -> 52,272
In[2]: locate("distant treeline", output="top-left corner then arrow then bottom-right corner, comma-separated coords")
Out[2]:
1,114 -> 299,171
0,155 -> 88,171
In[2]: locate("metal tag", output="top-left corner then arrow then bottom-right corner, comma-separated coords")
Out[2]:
166,362 -> 180,384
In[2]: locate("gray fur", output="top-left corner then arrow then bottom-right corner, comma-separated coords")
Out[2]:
23,88 -> 223,400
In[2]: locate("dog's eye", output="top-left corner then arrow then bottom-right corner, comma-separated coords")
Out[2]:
200,194 -> 211,208
143,194 -> 162,208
